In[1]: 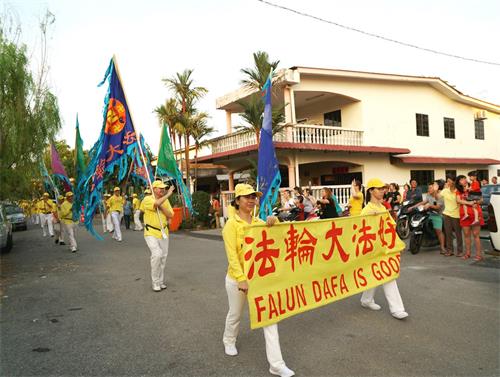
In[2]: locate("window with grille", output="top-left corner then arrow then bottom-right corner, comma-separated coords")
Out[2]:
324,110 -> 341,127
410,170 -> 435,186
416,113 -> 429,136
444,118 -> 455,139
474,119 -> 484,140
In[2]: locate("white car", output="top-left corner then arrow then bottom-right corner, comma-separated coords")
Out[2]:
488,192 -> 500,252
0,204 -> 13,253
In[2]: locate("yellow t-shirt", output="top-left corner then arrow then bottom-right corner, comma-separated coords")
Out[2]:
139,195 -> 150,212
349,192 -> 364,216
107,195 -> 124,212
360,201 -> 388,216
222,213 -> 264,282
441,188 -> 460,219
59,201 -> 75,224
133,198 -> 141,211
142,195 -> 173,238
38,199 -> 56,214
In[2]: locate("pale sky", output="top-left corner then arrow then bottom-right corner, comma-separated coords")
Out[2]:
6,0 -> 500,152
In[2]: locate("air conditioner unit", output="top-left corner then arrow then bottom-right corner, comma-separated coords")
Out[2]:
474,110 -> 487,120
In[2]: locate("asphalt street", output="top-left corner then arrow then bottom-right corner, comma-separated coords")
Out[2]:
1,223 -> 499,377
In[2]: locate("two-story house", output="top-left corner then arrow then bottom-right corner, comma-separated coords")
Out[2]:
196,67 -> 499,192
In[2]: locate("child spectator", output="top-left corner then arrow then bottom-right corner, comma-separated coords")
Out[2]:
294,195 -> 305,221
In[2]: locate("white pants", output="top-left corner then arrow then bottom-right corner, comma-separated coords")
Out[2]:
360,279 -> 405,314
145,235 -> 169,286
223,275 -> 286,370
111,211 -> 122,241
134,210 -> 143,230
54,222 -> 64,242
40,213 -> 54,236
33,214 -> 40,225
63,223 -> 78,251
106,213 -> 114,232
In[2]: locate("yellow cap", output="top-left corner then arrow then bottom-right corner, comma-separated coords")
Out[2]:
366,178 -> 386,190
113,187 -> 120,191
58,195 -> 64,201
152,180 -> 167,189
132,193 -> 138,197
144,189 -> 151,194
235,183 -> 262,198
65,191 -> 74,198
43,192 -> 49,197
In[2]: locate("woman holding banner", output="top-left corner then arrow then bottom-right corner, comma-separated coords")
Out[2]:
359,178 -> 409,320
222,183 -> 295,377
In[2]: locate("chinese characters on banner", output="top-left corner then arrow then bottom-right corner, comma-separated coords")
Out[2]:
242,213 -> 405,329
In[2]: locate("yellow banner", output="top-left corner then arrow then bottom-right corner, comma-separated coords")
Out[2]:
242,213 -> 405,329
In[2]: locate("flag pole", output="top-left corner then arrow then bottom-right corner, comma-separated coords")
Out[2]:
111,55 -> 167,238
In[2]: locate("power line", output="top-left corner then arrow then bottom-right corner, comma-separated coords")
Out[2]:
256,0 -> 500,67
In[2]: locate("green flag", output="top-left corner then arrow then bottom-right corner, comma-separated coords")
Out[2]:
74,114 -> 86,181
156,124 -> 193,213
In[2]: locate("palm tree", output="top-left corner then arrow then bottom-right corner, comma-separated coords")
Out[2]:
154,98 -> 179,152
240,51 -> 280,90
163,70 -> 208,189
234,96 -> 286,144
191,115 -> 214,191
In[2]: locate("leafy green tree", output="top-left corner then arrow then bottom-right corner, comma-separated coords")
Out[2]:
240,51 -> 280,90
0,12 -> 61,200
191,117 -> 214,191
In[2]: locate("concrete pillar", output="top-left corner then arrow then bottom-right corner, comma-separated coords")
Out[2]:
288,162 -> 296,188
228,171 -> 235,191
283,86 -> 293,124
290,87 -> 297,124
226,111 -> 232,134
295,154 -> 300,187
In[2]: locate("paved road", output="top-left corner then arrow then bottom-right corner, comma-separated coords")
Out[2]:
1,224 -> 499,377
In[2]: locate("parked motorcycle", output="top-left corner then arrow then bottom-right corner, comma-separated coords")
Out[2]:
408,205 -> 439,254
396,200 -> 415,239
273,206 -> 301,222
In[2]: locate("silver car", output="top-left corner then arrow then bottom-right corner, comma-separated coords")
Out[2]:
5,204 -> 27,231
0,204 -> 13,253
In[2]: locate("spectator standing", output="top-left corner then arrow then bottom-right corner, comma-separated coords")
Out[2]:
123,199 -> 132,230
441,176 -> 463,256
456,175 -> 484,261
402,184 -> 410,201
317,187 -> 338,219
492,176 -> 498,184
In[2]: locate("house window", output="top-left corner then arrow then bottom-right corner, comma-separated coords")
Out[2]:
474,120 -> 484,140
416,113 -> 429,136
410,170 -> 435,186
445,170 -> 457,180
444,118 -> 455,139
324,110 -> 341,127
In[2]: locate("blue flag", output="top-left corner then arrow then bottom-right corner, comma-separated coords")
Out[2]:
79,58 -> 142,239
258,75 -> 281,220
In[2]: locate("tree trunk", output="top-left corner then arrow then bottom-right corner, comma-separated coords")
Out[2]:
194,145 -> 199,192
184,133 -> 191,192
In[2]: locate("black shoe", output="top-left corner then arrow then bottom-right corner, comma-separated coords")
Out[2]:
60,242 -> 66,245
55,239 -> 59,244
50,235 -> 54,238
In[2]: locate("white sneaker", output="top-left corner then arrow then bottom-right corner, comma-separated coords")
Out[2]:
152,285 -> 161,292
269,365 -> 295,377
361,301 -> 381,311
160,284 -> 167,289
224,344 -> 238,356
392,311 -> 409,320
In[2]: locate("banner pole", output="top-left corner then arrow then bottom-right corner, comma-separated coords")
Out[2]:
112,55 -> 167,237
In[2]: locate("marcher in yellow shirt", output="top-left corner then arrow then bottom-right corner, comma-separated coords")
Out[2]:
107,187 -> 124,241
221,183 -> 294,377
132,193 -> 143,231
359,178 -> 408,320
37,193 -> 56,237
142,181 -> 174,291
54,195 -> 65,245
348,179 -> 364,216
60,191 -> 78,252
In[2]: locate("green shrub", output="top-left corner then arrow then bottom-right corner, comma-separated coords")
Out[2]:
192,191 -> 211,226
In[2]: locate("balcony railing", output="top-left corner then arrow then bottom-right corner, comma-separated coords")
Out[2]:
211,124 -> 363,154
